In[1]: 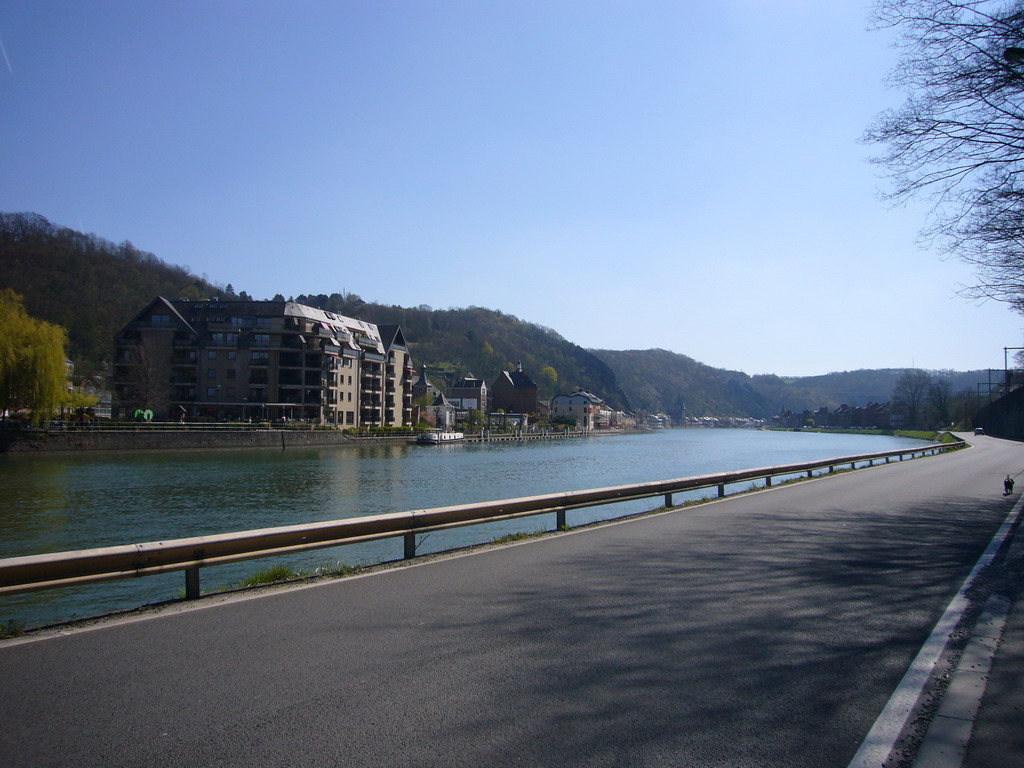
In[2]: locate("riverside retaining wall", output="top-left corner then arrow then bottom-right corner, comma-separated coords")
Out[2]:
0,428 -> 360,454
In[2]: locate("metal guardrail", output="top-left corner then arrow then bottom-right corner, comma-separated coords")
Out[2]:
0,440 -> 963,600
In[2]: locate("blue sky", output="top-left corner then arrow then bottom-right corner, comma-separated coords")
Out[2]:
2,1 -> 1021,377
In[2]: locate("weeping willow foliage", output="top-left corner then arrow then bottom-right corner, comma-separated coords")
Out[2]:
0,289 -> 68,422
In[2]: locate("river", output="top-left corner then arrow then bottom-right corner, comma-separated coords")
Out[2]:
0,429 -> 930,629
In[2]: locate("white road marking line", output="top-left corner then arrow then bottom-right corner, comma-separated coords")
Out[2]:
847,494 -> 1024,768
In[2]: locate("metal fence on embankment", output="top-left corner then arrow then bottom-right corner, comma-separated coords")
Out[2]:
0,439 -> 964,601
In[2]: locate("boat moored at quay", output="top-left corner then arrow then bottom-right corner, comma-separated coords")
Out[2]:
416,430 -> 466,445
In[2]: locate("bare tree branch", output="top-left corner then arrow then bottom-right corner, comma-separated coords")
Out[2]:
867,1 -> 1024,309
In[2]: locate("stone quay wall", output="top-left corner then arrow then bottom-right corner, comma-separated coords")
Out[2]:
0,428 -> 362,454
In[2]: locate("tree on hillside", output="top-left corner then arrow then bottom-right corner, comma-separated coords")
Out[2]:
928,378 -> 954,426
893,369 -> 933,428
0,289 -> 68,422
866,0 -> 1024,310
538,366 -> 558,398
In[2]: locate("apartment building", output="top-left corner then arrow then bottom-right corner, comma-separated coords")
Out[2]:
550,389 -> 612,430
113,297 -> 414,427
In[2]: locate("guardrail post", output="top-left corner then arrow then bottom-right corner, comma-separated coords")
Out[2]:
556,509 -> 566,530
664,493 -> 673,508
765,476 -> 772,488
718,483 -> 725,497
404,532 -> 416,559
185,566 -> 201,600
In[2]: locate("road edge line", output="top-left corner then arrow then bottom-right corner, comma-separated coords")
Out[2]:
846,493 -> 1024,768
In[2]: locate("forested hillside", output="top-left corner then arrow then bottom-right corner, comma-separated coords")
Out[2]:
0,212 -> 223,370
591,349 -> 774,419
293,294 -> 631,410
0,212 -> 986,417
751,368 -> 986,413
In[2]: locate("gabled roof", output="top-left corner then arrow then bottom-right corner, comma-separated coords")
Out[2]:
494,371 -> 515,388
127,296 -> 195,333
377,324 -> 408,351
552,389 -> 605,405
493,363 -> 538,391
453,374 -> 486,389
509,369 -> 537,389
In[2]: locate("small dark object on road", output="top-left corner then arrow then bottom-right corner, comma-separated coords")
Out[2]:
1004,475 -> 1015,495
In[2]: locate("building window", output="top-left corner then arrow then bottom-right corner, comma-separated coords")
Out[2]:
208,350 -> 217,359
206,387 -> 218,397
227,351 -> 236,361
207,369 -> 217,379
227,369 -> 236,380
251,351 -> 268,363
150,314 -> 170,326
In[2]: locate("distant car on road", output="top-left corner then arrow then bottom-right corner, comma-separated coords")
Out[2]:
975,427 -> 985,435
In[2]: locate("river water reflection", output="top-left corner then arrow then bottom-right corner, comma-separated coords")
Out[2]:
0,429 -> 929,628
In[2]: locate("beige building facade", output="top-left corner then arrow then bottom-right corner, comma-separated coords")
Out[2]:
113,297 -> 413,427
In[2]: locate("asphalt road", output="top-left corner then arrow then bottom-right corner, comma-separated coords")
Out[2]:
2,435 -> 1021,767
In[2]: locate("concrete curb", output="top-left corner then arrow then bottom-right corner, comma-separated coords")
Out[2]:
847,492 -> 1023,768
911,594 -> 1010,768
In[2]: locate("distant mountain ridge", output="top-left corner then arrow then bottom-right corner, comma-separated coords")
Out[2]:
0,212 -> 987,417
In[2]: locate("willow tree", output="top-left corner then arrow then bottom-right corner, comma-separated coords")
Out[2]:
866,0 -> 1024,310
0,289 -> 68,422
